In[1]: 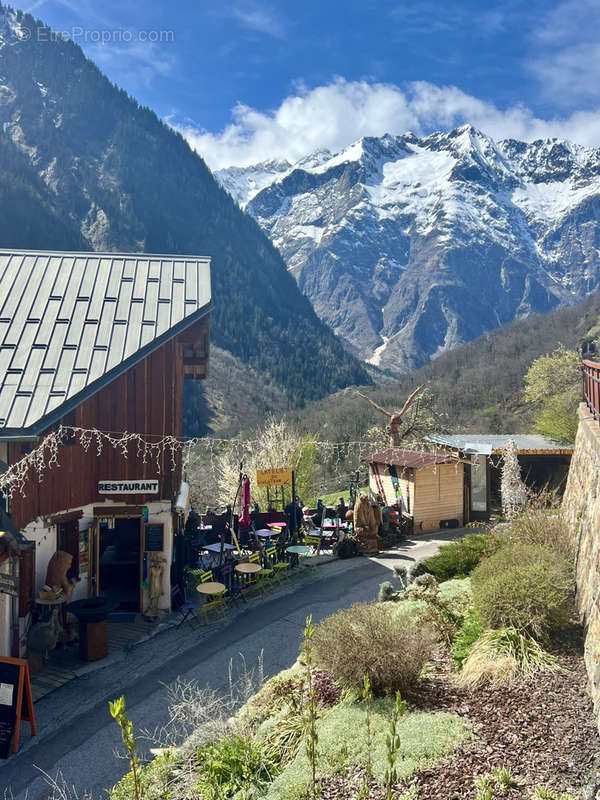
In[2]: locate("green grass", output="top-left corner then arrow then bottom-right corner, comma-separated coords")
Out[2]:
305,487 -> 368,508
263,700 -> 471,800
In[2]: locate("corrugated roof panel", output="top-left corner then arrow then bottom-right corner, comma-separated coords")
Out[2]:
88,348 -> 108,383
185,260 -> 198,302
158,260 -> 172,300
74,322 -> 99,370
10,323 -> 38,371
54,347 -> 78,391
105,322 -> 127,371
41,320 -> 70,370
132,259 -> 148,300
34,298 -> 62,347
123,301 -> 143,358
115,272 -> 134,320
156,300 -> 171,335
171,279 -> 185,325
96,299 -> 117,348
0,250 -> 211,434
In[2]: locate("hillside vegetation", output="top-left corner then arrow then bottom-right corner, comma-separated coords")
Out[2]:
289,292 -> 600,442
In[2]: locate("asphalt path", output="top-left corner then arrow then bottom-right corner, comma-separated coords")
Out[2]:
0,531 -> 465,799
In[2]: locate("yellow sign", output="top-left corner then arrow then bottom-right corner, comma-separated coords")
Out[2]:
256,467 -> 292,487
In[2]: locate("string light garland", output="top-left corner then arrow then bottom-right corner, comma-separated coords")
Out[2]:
0,424 -> 460,502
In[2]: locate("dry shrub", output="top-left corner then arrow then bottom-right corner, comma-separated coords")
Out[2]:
471,542 -> 572,642
458,628 -> 559,689
506,493 -> 574,560
311,603 -> 435,696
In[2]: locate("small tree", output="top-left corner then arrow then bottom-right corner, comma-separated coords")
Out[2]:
524,346 -> 580,442
500,440 -> 526,518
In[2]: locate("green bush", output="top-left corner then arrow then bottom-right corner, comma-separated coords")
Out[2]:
416,534 -> 500,582
451,607 -> 484,670
194,733 -> 279,798
312,603 -> 435,696
471,543 -> 572,641
110,750 -> 179,800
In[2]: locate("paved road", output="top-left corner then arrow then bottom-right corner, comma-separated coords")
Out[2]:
1,531 -> 464,799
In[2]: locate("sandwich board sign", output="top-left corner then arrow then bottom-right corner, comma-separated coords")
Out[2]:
0,657 -> 36,757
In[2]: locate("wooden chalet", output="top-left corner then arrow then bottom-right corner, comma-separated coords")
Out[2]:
426,433 -> 573,522
0,250 -> 211,657
366,448 -> 465,532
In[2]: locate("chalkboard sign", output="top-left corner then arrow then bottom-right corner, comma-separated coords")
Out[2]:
0,658 -> 35,757
144,523 -> 164,552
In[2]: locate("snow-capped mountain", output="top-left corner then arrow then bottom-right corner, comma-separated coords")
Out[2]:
216,126 -> 600,371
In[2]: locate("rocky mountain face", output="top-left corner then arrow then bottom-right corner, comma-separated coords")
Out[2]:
217,128 -> 600,372
0,4 -> 370,428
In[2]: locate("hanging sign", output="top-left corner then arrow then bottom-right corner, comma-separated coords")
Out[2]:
256,468 -> 292,487
98,480 -> 159,494
0,657 -> 36,757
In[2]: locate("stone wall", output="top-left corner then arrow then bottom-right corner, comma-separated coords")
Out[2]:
563,404 -> 600,729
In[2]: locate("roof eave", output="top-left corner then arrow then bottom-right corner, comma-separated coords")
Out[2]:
0,300 -> 211,441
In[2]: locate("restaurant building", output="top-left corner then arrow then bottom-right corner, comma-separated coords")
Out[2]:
0,249 -> 211,656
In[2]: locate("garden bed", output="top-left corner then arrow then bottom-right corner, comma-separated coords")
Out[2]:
317,628 -> 598,799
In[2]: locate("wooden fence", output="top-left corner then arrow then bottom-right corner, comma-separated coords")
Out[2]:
581,359 -> 600,421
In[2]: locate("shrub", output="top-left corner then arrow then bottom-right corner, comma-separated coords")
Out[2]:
194,733 -> 279,798
506,496 -> 574,560
458,628 -> 559,688
452,607 -> 484,670
110,751 -> 179,800
311,603 -> 435,696
416,534 -> 500,582
378,580 -> 397,602
471,542 -> 572,641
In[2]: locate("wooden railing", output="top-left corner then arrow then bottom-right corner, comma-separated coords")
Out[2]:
581,359 -> 600,420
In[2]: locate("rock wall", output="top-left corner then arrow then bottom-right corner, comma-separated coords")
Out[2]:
563,404 -> 600,730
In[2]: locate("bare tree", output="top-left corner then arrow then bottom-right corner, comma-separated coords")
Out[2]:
355,385 -> 426,447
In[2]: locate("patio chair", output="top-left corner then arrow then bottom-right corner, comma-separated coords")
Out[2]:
265,544 -> 291,583
196,569 -> 227,624
171,583 -> 201,629
302,535 -> 322,569
220,563 -> 246,606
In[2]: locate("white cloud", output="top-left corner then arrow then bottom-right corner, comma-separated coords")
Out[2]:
528,0 -> 600,106
173,77 -> 600,170
229,3 -> 286,38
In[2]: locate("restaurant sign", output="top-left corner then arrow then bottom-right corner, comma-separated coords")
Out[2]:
256,468 -> 292,487
98,480 -> 159,494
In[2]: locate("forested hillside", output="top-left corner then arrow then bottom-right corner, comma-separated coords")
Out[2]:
0,4 -> 370,413
289,292 -> 600,442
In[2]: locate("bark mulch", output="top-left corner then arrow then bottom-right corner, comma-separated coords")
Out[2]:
319,628 -> 600,799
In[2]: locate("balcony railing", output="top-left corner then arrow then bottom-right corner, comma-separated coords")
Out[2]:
581,359 -> 600,421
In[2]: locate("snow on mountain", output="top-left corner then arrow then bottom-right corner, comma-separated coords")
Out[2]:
216,125 -> 600,372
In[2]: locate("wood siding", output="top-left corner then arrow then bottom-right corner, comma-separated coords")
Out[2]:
413,463 -> 464,530
9,317 -> 209,529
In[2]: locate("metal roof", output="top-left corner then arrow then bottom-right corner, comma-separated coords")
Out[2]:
365,448 -> 454,468
0,250 -> 211,437
425,433 -> 573,454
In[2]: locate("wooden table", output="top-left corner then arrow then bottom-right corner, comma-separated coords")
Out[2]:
235,562 -> 261,574
196,582 -> 226,595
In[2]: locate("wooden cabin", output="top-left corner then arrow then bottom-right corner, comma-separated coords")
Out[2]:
426,434 -> 573,522
366,448 -> 464,532
0,250 -> 211,656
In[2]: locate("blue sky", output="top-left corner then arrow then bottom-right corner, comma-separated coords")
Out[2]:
22,0 -> 600,168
